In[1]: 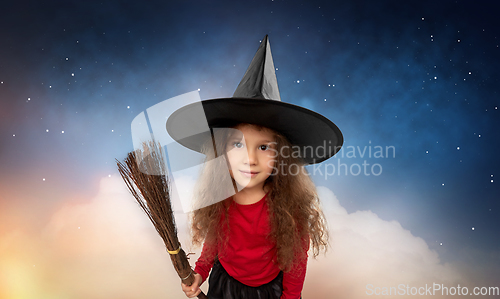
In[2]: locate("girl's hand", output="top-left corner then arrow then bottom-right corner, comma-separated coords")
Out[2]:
181,272 -> 203,298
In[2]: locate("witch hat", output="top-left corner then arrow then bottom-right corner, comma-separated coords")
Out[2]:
166,35 -> 343,164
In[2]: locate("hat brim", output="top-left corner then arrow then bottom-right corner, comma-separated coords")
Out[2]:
166,97 -> 343,164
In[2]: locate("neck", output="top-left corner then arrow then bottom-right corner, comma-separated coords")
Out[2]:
233,185 -> 268,205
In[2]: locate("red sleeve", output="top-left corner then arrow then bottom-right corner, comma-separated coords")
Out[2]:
280,250 -> 308,299
194,239 -> 218,283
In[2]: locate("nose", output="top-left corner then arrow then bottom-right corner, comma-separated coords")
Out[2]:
244,148 -> 257,165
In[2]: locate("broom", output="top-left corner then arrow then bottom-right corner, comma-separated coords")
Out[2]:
116,141 -> 207,299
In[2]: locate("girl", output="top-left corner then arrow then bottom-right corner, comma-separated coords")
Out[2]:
167,36 -> 343,299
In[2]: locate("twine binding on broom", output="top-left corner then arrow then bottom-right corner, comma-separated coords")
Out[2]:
181,270 -> 194,281
167,246 -> 181,255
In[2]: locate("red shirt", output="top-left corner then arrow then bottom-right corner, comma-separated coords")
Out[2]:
194,194 -> 308,299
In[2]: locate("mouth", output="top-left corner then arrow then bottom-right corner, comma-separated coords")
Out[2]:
239,170 -> 259,178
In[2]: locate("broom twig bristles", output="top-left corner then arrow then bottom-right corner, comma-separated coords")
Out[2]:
117,142 -> 179,251
117,141 -> 207,298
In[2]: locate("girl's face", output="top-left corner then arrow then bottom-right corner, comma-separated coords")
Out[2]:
226,125 -> 276,192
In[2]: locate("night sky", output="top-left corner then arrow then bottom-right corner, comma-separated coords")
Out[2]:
1,0 -> 499,298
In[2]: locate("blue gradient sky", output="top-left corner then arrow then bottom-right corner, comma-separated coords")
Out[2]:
1,0 -> 499,297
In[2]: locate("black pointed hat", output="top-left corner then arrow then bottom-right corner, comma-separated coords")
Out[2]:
166,35 -> 343,164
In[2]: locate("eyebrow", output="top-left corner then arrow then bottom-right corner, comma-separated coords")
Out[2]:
228,136 -> 243,142
227,137 -> 275,144
229,137 -> 274,142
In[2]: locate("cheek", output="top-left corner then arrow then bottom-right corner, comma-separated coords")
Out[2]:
263,155 -> 276,170
226,150 -> 242,169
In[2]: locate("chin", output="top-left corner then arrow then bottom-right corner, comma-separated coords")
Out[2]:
235,179 -> 261,191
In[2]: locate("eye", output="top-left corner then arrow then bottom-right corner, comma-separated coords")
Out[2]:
233,142 -> 244,148
259,144 -> 269,151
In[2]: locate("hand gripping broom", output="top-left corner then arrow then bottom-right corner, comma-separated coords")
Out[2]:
117,141 -> 207,299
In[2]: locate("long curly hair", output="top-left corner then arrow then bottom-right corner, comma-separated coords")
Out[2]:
190,124 -> 329,272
